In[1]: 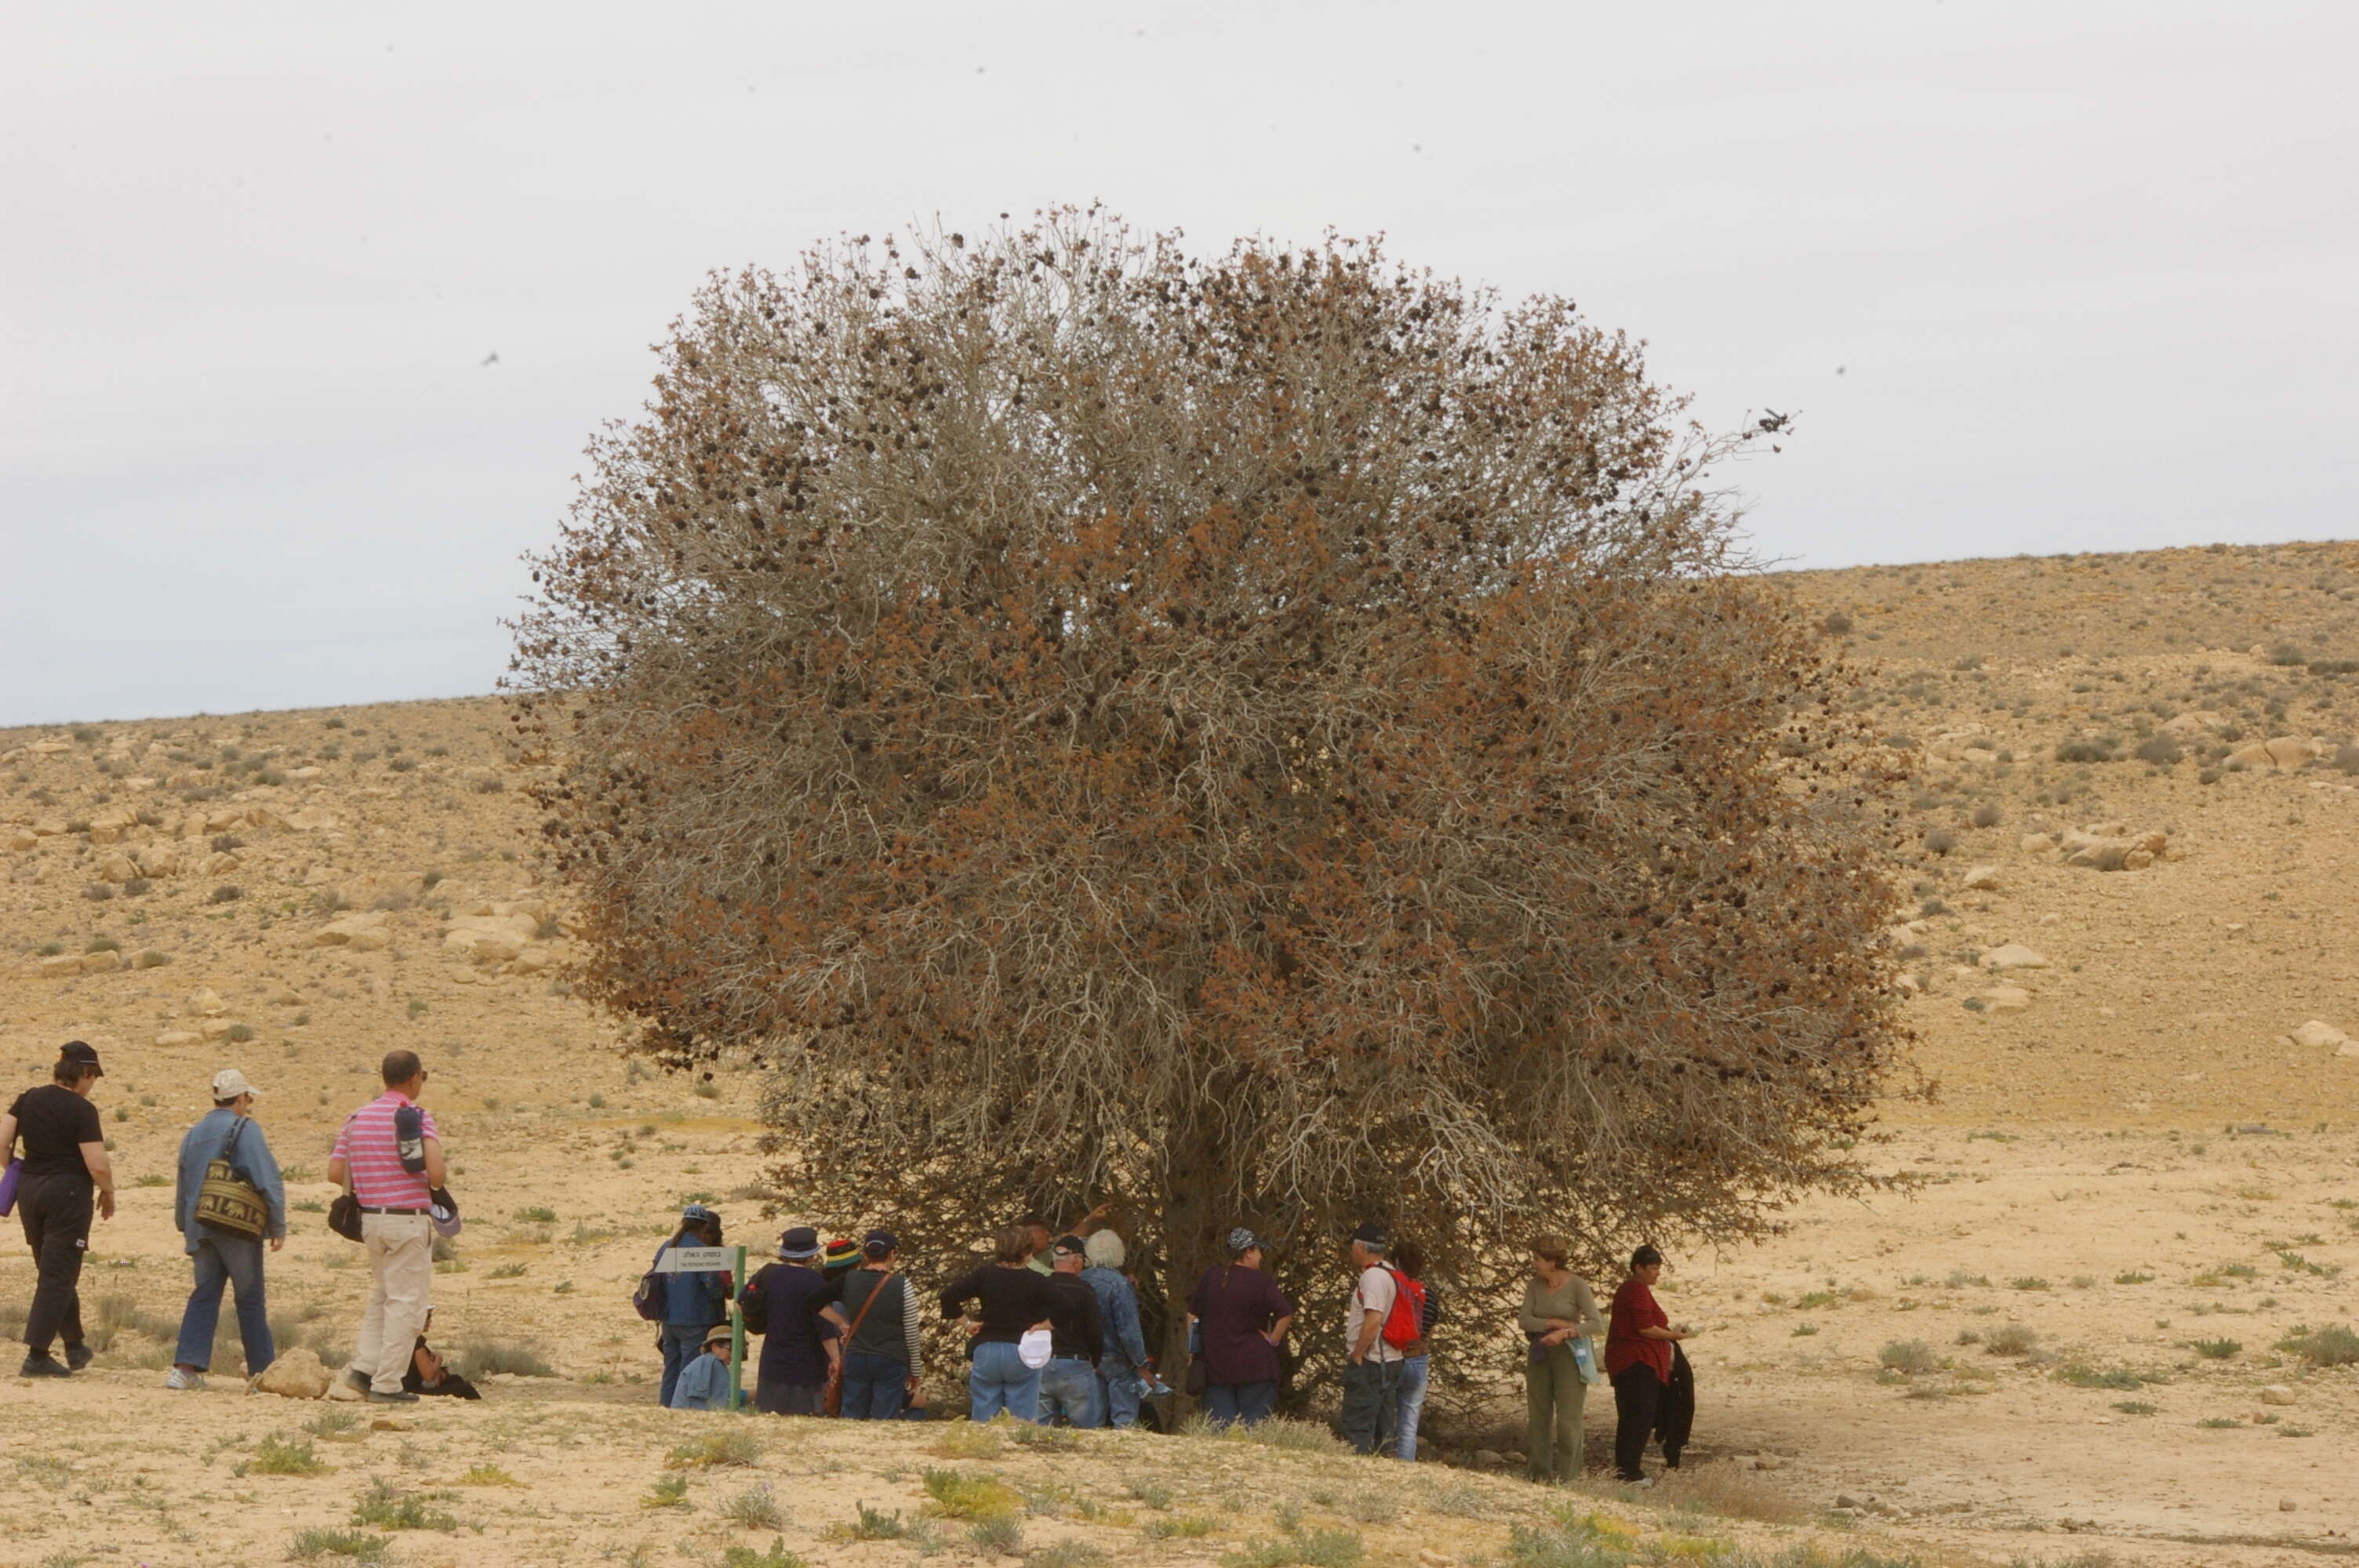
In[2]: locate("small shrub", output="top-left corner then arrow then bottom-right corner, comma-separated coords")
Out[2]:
1983,1325 -> 2038,1356
133,1172 -> 169,1187
2055,1365 -> 2146,1389
1144,1516 -> 1218,1540
668,1428 -> 762,1469
83,883 -> 114,902
1033,1545 -> 1111,1568
644,1474 -> 690,1509
514,1205 -> 558,1223
2132,733 -> 2183,765
721,1542 -> 808,1568
969,1515 -> 1025,1555
1126,1478 -> 1174,1510
1819,611 -> 1853,636
458,1341 -> 557,1378
692,1079 -> 722,1099
1224,1526 -> 1365,1568
244,1435 -> 333,1476
227,1023 -> 256,1043
1923,829 -> 1959,857
136,949 -> 171,968
474,776 -> 506,793
208,884 -> 243,904
289,1528 -> 388,1561
456,1463 -> 524,1487
1652,1463 -> 1808,1524
722,1483 -> 788,1530
922,1468 -> 1020,1520
2055,739 -> 2117,763
1877,1340 -> 1940,1376
2010,1277 -> 2051,1291
2197,1417 -> 2240,1429
2114,1270 -> 2154,1285
350,1477 -> 457,1531
2114,1400 -> 2157,1415
2190,1338 -> 2241,1359
840,1503 -> 911,1540
1969,802 -> 2003,828
304,1408 -> 364,1439
2279,1323 -> 2359,1367
489,1261 -> 528,1279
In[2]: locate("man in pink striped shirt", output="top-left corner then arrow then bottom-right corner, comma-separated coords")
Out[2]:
327,1050 -> 445,1402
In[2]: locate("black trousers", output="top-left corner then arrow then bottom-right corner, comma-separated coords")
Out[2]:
1610,1362 -> 1663,1481
17,1174 -> 93,1353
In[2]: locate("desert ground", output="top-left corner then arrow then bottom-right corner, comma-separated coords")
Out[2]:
3,539 -> 2356,1568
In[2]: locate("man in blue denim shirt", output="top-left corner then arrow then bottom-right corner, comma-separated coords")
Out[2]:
653,1204 -> 731,1406
168,1069 -> 285,1389
1081,1230 -> 1151,1428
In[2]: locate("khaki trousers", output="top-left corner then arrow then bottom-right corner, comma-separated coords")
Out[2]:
1526,1343 -> 1590,1482
353,1212 -> 434,1393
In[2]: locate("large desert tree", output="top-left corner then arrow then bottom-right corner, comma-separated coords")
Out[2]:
512,209 -> 1908,1392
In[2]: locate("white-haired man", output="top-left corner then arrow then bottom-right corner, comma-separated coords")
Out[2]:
1080,1229 -> 1151,1428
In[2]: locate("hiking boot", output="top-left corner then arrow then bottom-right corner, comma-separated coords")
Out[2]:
365,1388 -> 420,1404
63,1341 -> 95,1372
343,1367 -> 373,1395
20,1352 -> 71,1379
165,1366 -> 209,1391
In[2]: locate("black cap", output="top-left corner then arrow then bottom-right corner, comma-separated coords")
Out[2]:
1051,1234 -> 1088,1258
60,1040 -> 104,1078
1350,1222 -> 1386,1250
863,1229 -> 898,1258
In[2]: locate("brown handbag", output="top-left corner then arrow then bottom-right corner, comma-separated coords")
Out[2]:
823,1269 -> 894,1416
194,1116 -> 269,1240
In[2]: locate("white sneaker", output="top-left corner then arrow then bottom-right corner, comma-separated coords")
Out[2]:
1630,1475 -> 1655,1488
165,1367 -> 208,1392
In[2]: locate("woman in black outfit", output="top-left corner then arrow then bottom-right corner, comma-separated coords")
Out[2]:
1,1043 -> 117,1377
939,1225 -> 1059,1423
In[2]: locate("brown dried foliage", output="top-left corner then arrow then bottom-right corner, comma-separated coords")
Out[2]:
511,209 -> 1910,1388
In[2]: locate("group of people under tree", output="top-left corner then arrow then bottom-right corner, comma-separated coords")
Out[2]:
645,1195 -> 1693,1483
6,1040 -> 1687,1480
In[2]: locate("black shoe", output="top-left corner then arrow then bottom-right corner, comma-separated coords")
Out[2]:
64,1342 -> 94,1372
20,1352 -> 71,1379
344,1368 -> 373,1395
365,1388 -> 420,1404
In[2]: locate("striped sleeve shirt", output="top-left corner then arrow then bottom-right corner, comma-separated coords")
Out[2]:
331,1091 -> 438,1207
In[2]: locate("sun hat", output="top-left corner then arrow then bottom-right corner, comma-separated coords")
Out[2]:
702,1323 -> 732,1349
779,1225 -> 821,1259
211,1068 -> 260,1100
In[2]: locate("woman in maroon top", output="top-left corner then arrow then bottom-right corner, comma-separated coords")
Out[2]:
1187,1227 -> 1295,1428
1604,1244 -> 1683,1483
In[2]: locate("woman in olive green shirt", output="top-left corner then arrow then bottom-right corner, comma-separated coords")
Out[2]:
1518,1235 -> 1605,1482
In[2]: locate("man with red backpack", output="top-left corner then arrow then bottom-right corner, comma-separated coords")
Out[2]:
1337,1222 -> 1423,1455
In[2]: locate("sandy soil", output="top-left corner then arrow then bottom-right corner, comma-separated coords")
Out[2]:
4,540 -> 2356,1568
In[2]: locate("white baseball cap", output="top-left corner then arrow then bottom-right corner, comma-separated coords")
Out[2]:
212,1068 -> 260,1100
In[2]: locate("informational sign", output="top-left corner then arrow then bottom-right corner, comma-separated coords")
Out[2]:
652,1245 -> 736,1274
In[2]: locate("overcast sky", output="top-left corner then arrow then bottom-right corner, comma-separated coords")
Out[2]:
5,3 -> 2354,727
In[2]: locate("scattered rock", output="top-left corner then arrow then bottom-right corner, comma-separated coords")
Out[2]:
154,1030 -> 201,1047
2019,833 -> 2056,855
2059,826 -> 2171,872
323,1373 -> 365,1403
2281,1497 -> 2299,1513
1973,985 -> 2034,1014
1979,943 -> 2050,971
315,913 -> 391,950
1959,864 -> 2002,891
200,1018 -> 235,1040
4,826 -> 37,852
96,853 -> 140,883
250,1346 -> 331,1399
2283,1019 -> 2354,1053
193,987 -> 228,1015
37,954 -> 83,979
2259,1385 -> 2297,1406
80,949 -> 121,974
445,912 -> 537,962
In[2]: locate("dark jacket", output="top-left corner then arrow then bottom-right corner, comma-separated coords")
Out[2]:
1042,1269 -> 1107,1363
940,1263 -> 1060,1345
740,1261 -> 832,1386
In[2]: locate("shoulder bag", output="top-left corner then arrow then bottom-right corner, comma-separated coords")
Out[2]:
194,1116 -> 269,1240
823,1269 -> 894,1416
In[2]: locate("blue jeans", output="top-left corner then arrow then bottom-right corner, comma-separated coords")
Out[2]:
1039,1357 -> 1098,1426
969,1339 -> 1041,1423
175,1232 -> 273,1374
841,1351 -> 909,1420
1096,1363 -> 1143,1428
659,1323 -> 707,1407
1201,1379 -> 1277,1428
1390,1355 -> 1429,1460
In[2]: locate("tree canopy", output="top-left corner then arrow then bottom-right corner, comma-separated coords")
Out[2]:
511,209 -> 1910,1388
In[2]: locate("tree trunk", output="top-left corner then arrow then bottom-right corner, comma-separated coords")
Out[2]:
1158,1114 -> 1227,1415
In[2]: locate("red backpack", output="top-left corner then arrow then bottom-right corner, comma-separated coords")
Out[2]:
1379,1268 -> 1427,1351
